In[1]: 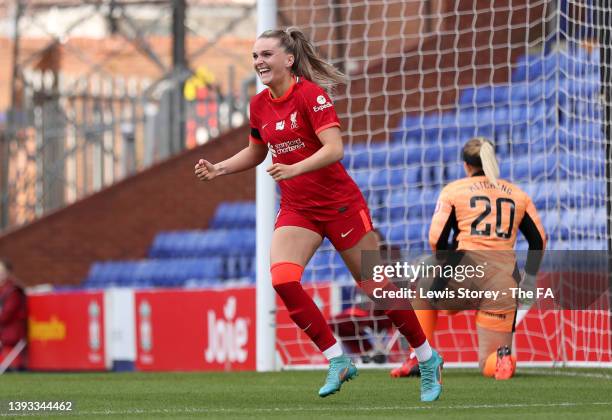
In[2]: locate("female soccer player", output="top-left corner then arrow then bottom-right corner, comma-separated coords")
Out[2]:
195,27 -> 442,401
392,138 -> 546,380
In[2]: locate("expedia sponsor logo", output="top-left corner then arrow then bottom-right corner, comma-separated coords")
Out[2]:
270,138 -> 306,155
313,95 -> 332,112
313,102 -> 332,112
29,316 -> 67,342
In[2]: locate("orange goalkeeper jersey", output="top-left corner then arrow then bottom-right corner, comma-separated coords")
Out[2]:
429,173 -> 546,267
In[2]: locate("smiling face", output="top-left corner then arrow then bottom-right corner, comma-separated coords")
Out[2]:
252,37 -> 294,89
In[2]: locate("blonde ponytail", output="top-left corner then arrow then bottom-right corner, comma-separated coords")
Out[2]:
478,140 -> 500,186
258,27 -> 346,92
463,137 -> 500,186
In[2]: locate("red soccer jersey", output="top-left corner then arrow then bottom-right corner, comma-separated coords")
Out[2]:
249,77 -> 366,220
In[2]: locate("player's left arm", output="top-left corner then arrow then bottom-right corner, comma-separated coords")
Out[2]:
518,196 -> 547,275
429,189 -> 456,252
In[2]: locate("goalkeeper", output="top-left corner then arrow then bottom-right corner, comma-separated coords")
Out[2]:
391,138 -> 546,380
195,27 -> 442,401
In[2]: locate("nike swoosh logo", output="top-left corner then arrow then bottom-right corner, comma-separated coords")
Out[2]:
339,367 -> 349,381
262,123 -> 268,129
340,228 -> 354,238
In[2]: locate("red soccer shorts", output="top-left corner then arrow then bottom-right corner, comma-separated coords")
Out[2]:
275,206 -> 373,251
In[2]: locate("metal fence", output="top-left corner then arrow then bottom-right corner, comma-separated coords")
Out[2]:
0,0 -> 256,233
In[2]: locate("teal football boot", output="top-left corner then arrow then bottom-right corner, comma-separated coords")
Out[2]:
419,349 -> 443,402
318,355 -> 358,397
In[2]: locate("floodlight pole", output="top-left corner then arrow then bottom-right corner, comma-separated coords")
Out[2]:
171,0 -> 188,153
256,0 -> 278,372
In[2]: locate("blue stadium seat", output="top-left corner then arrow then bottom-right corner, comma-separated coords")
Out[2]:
493,107 -> 511,135
370,168 -> 405,188
511,53 -> 531,83
386,190 -> 410,220
423,144 -> 441,162
531,156 -> 548,181
566,73 -> 600,98
530,180 -> 571,209
580,239 -> 607,250
351,170 -> 370,189
511,156 -> 547,182
346,144 -> 369,168
512,52 -> 559,83
226,229 -> 255,255
513,158 -> 531,181
493,85 -> 511,103
422,114 -> 446,141
237,202 -> 256,227
405,143 -> 424,165
394,115 -> 423,143
459,87 -> 476,105
405,166 -> 421,185
474,85 -> 495,105
303,251 -> 333,283
542,210 -> 569,241
422,165 -> 444,188
562,155 -> 605,180
210,203 -> 232,228
441,141 -> 461,163
407,221 -> 427,241
388,143 -> 409,167
546,239 -> 571,250
370,144 -> 389,168
405,189 -> 438,219
444,162 -> 464,181
209,201 -> 256,229
499,160 -> 511,179
388,221 -> 408,243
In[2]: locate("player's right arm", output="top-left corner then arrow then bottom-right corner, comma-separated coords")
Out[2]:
429,188 -> 457,251
195,141 -> 268,181
196,100 -> 268,181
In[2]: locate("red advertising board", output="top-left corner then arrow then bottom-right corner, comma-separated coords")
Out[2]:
28,291 -> 106,371
134,288 -> 256,371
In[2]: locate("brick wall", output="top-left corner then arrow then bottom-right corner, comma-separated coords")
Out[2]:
0,36 -> 255,110
0,126 -> 254,287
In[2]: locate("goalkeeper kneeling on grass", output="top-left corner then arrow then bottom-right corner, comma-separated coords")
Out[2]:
391,138 -> 546,380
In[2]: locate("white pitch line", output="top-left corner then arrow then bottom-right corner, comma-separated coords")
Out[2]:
2,401 -> 611,417
521,369 -> 612,380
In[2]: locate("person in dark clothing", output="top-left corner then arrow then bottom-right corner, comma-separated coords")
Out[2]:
0,258 -> 27,370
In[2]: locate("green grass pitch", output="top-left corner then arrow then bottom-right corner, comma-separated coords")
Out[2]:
1,368 -> 611,419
